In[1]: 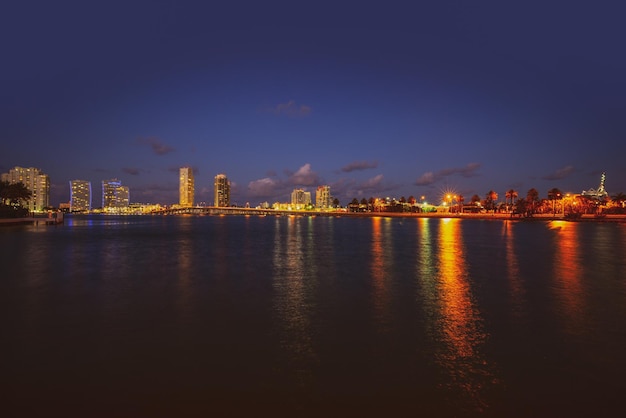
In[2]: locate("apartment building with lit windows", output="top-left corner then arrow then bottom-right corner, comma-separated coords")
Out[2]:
102,179 -> 130,209
69,180 -> 92,212
316,185 -> 331,209
291,188 -> 312,209
179,167 -> 194,207
2,166 -> 50,212
214,174 -> 230,207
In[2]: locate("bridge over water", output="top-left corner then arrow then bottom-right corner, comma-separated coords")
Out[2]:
155,206 -> 340,217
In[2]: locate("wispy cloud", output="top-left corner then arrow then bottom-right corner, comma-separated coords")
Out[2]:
340,160 -> 378,173
247,163 -> 323,200
332,174 -> 398,201
122,167 -> 141,176
138,137 -> 175,155
541,165 -> 575,180
415,162 -> 481,186
247,177 -> 280,198
269,100 -> 312,117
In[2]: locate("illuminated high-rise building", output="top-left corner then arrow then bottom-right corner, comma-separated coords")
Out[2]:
117,186 -> 130,207
102,179 -> 130,209
214,174 -> 230,207
2,166 -> 50,212
69,180 -> 92,212
291,188 -> 311,208
316,185 -> 331,209
179,167 -> 194,207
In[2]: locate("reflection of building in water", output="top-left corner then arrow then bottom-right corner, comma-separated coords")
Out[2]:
582,172 -> 609,200
272,217 -> 315,386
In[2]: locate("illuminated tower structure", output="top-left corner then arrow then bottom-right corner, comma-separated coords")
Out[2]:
214,174 -> 230,207
69,180 -> 92,212
2,166 -> 50,212
179,167 -> 194,207
582,172 -> 609,200
102,179 -> 130,209
315,185 -> 331,209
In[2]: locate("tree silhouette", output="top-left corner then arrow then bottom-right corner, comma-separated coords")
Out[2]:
548,188 -> 563,215
0,181 -> 31,207
505,189 -> 518,212
526,188 -> 539,215
485,190 -> 498,212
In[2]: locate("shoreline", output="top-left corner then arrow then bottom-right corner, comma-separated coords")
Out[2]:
3,211 -> 625,224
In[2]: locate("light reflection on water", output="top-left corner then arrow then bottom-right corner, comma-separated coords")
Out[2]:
435,218 -> 492,412
370,217 -> 393,332
502,221 -> 525,316
272,216 -> 317,387
3,215 -> 626,416
551,221 -> 585,336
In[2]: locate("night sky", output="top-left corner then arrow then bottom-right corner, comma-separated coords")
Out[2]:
3,1 -> 626,207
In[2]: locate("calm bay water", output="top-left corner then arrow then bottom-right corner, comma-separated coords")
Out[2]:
2,215 -> 626,417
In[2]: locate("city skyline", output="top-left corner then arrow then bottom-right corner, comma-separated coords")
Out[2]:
3,2 -> 626,206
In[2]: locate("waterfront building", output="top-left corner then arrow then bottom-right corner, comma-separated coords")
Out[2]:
102,179 -> 130,209
291,188 -> 312,209
316,185 -> 331,209
69,180 -> 92,212
2,166 -> 50,212
214,174 -> 230,207
179,167 -> 194,207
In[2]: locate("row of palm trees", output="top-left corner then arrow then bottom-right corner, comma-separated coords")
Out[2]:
347,187 -> 626,215
480,187 -> 626,216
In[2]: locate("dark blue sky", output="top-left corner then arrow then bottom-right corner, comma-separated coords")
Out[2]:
2,1 -> 625,206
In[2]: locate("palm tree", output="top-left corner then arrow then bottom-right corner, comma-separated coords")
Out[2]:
471,194 -> 481,206
485,190 -> 498,212
457,194 -> 465,213
526,188 -> 539,215
505,189 -> 518,212
547,188 -> 563,215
